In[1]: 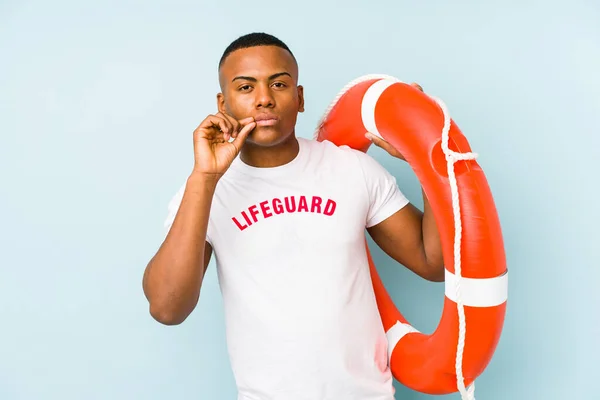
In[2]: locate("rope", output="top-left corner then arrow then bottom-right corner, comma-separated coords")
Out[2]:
434,94 -> 479,400
313,75 -> 479,400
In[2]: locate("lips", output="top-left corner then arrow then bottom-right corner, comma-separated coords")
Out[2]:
254,113 -> 279,127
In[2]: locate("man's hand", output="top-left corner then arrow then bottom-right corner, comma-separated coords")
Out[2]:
192,112 -> 257,180
365,82 -> 424,161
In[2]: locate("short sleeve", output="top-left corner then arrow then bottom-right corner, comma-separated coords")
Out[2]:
162,181 -> 214,246
355,151 -> 410,228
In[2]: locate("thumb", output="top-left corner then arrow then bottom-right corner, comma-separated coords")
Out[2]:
366,132 -> 390,150
231,120 -> 256,152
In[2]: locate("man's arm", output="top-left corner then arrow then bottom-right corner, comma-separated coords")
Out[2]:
367,189 -> 444,282
142,174 -> 216,325
142,113 -> 256,325
361,82 -> 444,281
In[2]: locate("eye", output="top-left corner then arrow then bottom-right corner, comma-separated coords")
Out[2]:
272,82 -> 287,89
238,84 -> 252,92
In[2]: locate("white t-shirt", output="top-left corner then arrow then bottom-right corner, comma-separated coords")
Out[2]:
164,137 -> 409,400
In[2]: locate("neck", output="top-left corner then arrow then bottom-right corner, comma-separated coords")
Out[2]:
240,134 -> 300,168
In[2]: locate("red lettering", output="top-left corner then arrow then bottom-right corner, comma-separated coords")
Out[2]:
260,200 -> 272,218
298,196 -> 309,212
272,198 -> 284,214
311,196 -> 322,213
241,211 -> 253,225
323,199 -> 337,216
248,205 -> 259,222
234,196 -> 336,231
284,197 -> 296,212
232,216 -> 248,231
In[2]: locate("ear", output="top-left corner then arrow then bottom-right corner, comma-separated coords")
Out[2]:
216,92 -> 226,113
297,85 -> 305,113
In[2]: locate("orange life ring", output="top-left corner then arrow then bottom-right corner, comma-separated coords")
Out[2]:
313,75 -> 508,398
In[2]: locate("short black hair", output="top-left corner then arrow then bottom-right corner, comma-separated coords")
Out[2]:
218,32 -> 296,69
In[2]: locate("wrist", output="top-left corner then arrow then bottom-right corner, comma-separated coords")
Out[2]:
187,171 -> 219,193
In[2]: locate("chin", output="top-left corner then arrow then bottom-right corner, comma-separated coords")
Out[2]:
247,127 -> 292,147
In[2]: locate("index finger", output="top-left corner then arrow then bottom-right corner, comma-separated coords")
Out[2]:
410,82 -> 423,92
229,117 -> 255,138
239,117 -> 255,125
220,114 -> 255,138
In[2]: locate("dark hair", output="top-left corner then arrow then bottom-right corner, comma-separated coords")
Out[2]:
218,32 -> 296,68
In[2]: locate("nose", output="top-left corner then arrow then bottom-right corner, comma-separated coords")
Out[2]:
255,83 -> 275,108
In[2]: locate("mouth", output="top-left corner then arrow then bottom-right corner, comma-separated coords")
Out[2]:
254,114 -> 279,127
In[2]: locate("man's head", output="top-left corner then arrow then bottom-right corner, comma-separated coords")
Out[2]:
217,32 -> 304,147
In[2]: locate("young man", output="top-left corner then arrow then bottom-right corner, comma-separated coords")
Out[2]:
143,32 -> 444,400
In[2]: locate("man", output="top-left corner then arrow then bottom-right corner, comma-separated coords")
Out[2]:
143,32 -> 444,400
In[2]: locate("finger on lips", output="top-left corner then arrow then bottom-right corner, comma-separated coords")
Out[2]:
196,114 -> 257,143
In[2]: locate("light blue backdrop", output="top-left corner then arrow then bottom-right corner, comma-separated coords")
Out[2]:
1,0 -> 598,399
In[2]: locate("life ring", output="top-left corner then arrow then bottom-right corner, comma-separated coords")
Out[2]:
313,75 -> 508,399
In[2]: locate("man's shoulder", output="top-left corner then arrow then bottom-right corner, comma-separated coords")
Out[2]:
300,137 -> 367,162
301,137 -> 385,173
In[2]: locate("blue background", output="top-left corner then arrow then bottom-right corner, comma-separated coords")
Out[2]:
1,1 -> 598,399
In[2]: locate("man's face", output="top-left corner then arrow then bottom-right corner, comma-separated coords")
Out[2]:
217,45 -> 304,147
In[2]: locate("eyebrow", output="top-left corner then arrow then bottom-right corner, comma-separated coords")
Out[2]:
232,72 -> 292,82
